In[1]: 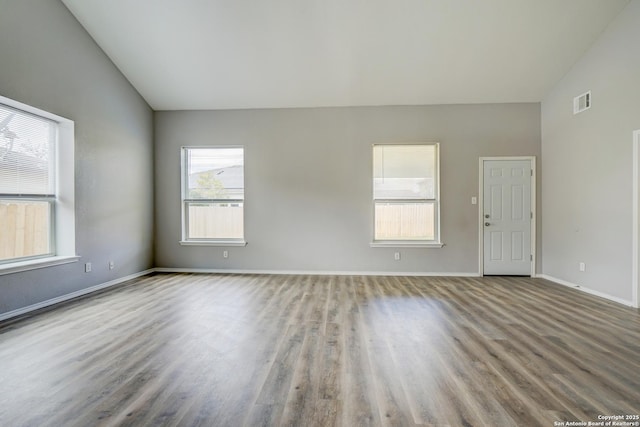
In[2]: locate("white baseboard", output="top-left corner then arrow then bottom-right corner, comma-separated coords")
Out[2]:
154,267 -> 481,277
0,269 -> 155,322
537,274 -> 635,307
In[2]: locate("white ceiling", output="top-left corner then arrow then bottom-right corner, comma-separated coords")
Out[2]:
61,0 -> 629,111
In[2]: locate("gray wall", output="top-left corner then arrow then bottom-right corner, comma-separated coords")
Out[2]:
0,0 -> 154,315
155,104 -> 541,274
541,0 -> 640,302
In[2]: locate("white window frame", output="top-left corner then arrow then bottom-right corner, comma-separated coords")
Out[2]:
370,143 -> 443,248
180,146 -> 247,247
0,95 -> 78,275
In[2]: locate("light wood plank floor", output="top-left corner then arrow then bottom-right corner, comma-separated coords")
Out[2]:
0,273 -> 639,426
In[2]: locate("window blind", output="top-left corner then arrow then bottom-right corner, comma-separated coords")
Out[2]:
373,144 -> 436,200
0,104 -> 56,196
185,147 -> 244,201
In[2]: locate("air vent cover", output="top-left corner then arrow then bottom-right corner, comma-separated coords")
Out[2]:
573,91 -> 591,114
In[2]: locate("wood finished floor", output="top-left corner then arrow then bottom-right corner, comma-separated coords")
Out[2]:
0,274 -> 639,427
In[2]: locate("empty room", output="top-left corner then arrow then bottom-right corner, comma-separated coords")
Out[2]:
1,0 -> 639,426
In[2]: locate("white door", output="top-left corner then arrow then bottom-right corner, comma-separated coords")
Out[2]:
483,159 -> 532,275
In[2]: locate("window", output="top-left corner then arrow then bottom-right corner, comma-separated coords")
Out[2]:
372,143 -> 441,246
181,147 -> 245,245
0,95 -> 76,273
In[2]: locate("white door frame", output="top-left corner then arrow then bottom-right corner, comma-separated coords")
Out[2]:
478,156 -> 536,277
632,130 -> 640,308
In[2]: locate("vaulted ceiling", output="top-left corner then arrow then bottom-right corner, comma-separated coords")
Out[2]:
61,0 -> 629,110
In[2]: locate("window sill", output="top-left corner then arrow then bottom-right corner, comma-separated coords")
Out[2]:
0,255 -> 80,276
180,240 -> 247,247
370,241 -> 444,248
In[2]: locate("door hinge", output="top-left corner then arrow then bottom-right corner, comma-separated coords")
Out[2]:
531,169 -> 533,176
530,212 -> 533,219
530,254 -> 533,261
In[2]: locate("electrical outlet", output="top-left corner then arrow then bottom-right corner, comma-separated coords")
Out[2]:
471,196 -> 477,205
223,250 -> 228,259
579,262 -> 586,272
109,261 -> 115,270
394,252 -> 401,261
85,262 -> 92,273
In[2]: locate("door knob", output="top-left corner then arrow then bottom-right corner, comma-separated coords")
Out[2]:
485,214 -> 490,218
485,222 -> 490,226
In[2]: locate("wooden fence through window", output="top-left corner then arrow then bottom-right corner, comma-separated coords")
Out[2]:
0,201 -> 50,260
1,202 -> 435,259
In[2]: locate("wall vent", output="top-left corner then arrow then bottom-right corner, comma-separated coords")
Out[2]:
573,91 -> 591,114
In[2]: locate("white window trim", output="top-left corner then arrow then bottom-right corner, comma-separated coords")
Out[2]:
370,241 -> 444,248
371,143 -> 443,248
0,256 -> 80,276
179,240 -> 247,247
0,95 -> 76,275
180,146 -> 246,246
